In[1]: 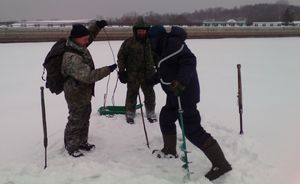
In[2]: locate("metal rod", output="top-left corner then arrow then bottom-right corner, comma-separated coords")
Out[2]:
138,92 -> 150,148
40,86 -> 48,169
237,64 -> 244,134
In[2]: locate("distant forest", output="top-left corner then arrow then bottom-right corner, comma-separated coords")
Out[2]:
108,3 -> 300,25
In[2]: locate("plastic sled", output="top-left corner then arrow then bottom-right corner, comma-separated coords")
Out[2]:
98,104 -> 143,116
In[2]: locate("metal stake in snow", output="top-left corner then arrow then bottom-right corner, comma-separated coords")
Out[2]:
138,92 -> 150,148
177,96 -> 192,181
40,86 -> 48,169
237,64 -> 244,134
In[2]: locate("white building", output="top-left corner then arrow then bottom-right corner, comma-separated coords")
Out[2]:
253,21 -> 300,27
202,19 -> 247,27
7,19 -> 91,28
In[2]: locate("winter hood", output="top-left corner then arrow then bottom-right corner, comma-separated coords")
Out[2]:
168,26 -> 187,42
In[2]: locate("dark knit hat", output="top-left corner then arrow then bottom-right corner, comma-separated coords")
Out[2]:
148,25 -> 166,39
148,25 -> 166,51
70,24 -> 90,38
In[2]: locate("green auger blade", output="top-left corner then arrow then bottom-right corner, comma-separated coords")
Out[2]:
180,143 -> 186,151
182,164 -> 193,182
182,163 -> 189,169
181,156 -> 192,164
180,143 -> 191,153
180,155 -> 188,163
183,173 -> 191,182
182,159 -> 192,164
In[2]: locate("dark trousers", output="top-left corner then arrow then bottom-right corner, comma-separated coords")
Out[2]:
64,102 -> 91,152
126,80 -> 155,113
159,95 -> 211,148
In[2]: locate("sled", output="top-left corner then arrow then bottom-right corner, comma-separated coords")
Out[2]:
98,104 -> 143,116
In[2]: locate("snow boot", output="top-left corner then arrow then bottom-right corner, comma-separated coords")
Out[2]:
126,117 -> 134,124
146,110 -> 157,123
69,149 -> 84,158
126,111 -> 135,124
152,134 -> 178,158
201,137 -> 232,181
147,117 -> 157,123
79,142 -> 95,151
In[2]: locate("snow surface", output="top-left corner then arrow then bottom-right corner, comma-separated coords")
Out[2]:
0,37 -> 299,184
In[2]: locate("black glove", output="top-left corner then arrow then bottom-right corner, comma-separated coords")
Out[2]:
169,80 -> 185,96
108,64 -> 117,72
118,71 -> 127,84
96,20 -> 108,29
145,73 -> 160,86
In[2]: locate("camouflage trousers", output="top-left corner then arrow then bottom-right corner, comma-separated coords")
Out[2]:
125,80 -> 155,118
64,101 -> 92,153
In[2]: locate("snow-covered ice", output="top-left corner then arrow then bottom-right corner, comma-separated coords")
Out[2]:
0,37 -> 299,184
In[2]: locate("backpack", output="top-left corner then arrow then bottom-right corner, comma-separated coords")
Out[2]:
42,38 -> 67,95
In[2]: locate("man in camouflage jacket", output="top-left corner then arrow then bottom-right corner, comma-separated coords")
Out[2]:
61,20 -> 117,157
117,18 -> 157,124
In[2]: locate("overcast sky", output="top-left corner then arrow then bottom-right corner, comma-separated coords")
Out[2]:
1,0 -> 300,21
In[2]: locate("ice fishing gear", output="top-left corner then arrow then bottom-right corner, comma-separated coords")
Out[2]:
98,104 -> 142,115
237,64 -> 244,134
177,96 -> 192,182
138,92 -> 150,148
40,86 -> 48,169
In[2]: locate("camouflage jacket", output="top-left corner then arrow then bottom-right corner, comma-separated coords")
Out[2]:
117,36 -> 155,82
62,21 -> 110,104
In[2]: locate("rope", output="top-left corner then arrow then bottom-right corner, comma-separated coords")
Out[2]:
103,28 -> 119,117
103,29 -> 117,67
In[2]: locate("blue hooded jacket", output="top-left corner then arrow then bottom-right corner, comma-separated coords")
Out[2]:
150,26 -> 200,105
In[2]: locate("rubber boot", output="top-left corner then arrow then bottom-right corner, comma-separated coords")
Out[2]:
125,111 -> 135,124
202,137 -> 232,181
152,134 -> 178,158
146,109 -> 157,123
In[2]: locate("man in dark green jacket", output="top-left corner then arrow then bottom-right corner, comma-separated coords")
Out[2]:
117,18 -> 157,124
62,20 -> 117,157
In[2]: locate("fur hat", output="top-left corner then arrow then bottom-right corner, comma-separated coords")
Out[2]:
70,24 -> 90,38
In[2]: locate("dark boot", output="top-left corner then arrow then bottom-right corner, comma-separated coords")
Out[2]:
126,111 -> 135,124
202,137 -> 232,181
152,134 -> 178,158
146,110 -> 157,123
68,149 -> 84,158
126,117 -> 134,124
79,142 -> 95,151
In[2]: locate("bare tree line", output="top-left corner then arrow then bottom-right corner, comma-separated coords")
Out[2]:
1,3 -> 299,27
107,3 -> 300,26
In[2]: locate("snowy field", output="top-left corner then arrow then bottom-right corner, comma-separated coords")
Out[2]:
0,37 -> 299,184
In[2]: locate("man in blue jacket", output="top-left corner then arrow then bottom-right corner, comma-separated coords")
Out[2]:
148,25 -> 232,181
